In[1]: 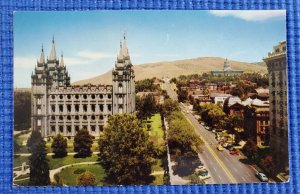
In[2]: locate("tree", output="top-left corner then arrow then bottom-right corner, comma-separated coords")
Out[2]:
51,134 -> 67,158
28,130 -> 50,186
243,138 -> 258,161
177,89 -> 188,102
98,114 -> 156,185
189,173 -> 205,184
14,139 -> 21,153
77,171 -> 96,186
260,155 -> 275,175
27,130 -> 43,153
202,87 -> 209,95
14,91 -> 31,130
162,98 -> 180,116
74,128 -> 94,157
136,94 -> 157,119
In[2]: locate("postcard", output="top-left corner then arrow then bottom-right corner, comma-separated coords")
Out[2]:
13,10 -> 288,186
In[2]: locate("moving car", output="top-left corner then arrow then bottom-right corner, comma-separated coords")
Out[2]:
217,145 -> 224,151
256,172 -> 269,182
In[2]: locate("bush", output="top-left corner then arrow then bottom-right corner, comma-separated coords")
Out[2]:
77,172 -> 96,186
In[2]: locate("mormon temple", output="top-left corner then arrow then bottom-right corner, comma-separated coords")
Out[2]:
31,34 -> 135,138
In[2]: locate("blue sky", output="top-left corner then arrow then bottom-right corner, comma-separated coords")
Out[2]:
14,10 -> 286,88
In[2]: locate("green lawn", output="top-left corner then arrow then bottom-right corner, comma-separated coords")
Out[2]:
56,164 -> 105,186
150,174 -> 164,185
46,139 -> 99,153
152,159 -> 163,172
149,114 -> 164,139
48,154 -> 99,170
14,154 -> 99,170
15,133 -> 30,154
15,173 -> 30,181
14,178 -> 29,186
14,155 -> 29,167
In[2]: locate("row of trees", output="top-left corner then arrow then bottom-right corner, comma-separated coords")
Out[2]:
163,99 -> 204,177
50,129 -> 94,158
26,128 -> 94,186
172,73 -> 268,88
135,78 -> 161,92
242,139 -> 275,176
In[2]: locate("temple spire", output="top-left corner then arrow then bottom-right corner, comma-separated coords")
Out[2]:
121,32 -> 129,57
39,44 -> 45,64
49,36 -> 57,61
60,52 -> 64,66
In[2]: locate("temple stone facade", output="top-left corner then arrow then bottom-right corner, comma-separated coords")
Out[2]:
263,41 -> 288,173
31,34 -> 135,138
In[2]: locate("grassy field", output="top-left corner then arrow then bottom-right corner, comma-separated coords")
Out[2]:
14,154 -> 99,170
14,178 -> 29,186
45,139 -> 99,153
150,174 -> 164,185
48,154 -> 99,169
149,114 -> 164,139
56,164 -> 105,186
14,155 -> 29,167
14,173 -> 30,181
15,133 -> 31,154
152,159 -> 163,172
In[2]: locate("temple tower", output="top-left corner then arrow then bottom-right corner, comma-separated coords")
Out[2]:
112,33 -> 135,114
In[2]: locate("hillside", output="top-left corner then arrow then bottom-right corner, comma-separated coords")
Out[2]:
73,57 -> 267,85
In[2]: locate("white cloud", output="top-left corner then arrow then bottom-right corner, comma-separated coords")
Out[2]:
209,10 -> 286,21
14,56 -> 36,68
77,50 -> 115,60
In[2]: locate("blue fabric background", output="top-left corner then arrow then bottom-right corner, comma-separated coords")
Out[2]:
0,0 -> 298,193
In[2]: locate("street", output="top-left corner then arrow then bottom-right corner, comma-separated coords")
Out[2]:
164,79 -> 260,184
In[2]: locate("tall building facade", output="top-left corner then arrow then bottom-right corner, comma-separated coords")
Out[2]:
31,34 -> 135,138
263,41 -> 288,172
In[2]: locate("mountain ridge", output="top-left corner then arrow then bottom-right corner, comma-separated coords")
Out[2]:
73,57 -> 267,85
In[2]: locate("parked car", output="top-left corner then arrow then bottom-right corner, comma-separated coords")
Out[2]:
201,122 -> 205,125
256,172 -> 269,182
205,126 -> 210,130
199,172 -> 211,180
196,166 -> 206,172
230,149 -> 239,155
222,143 -> 229,148
227,145 -> 235,151
217,145 -> 224,151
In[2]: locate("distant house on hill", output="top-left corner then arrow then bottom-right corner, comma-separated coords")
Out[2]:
211,59 -> 244,76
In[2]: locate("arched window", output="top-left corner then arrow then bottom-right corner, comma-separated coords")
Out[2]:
118,83 -> 123,93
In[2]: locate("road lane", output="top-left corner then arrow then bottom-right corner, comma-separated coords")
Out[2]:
163,79 -> 260,184
182,101 -> 260,183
